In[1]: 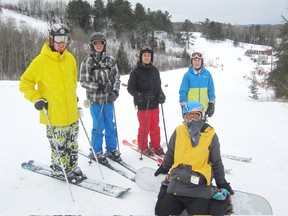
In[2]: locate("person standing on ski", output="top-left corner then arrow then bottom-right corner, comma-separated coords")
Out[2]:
19,23 -> 86,184
127,44 -> 166,156
179,52 -> 215,119
154,101 -> 233,215
79,32 -> 121,164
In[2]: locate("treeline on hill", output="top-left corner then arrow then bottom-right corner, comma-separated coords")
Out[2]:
1,0 -> 288,99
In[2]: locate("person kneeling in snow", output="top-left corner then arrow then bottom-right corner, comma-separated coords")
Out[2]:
154,101 -> 233,215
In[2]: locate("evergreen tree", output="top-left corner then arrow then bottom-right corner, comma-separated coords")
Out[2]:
268,17 -> 288,98
106,0 -> 133,36
92,0 -> 106,31
180,19 -> 194,49
116,42 -> 131,75
249,75 -> 259,100
66,0 -> 91,31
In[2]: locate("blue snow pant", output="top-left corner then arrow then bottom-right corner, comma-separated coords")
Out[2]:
90,103 -> 117,153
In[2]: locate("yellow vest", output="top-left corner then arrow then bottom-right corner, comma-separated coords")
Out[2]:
171,124 -> 215,185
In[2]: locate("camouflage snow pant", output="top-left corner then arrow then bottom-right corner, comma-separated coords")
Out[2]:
46,121 -> 79,172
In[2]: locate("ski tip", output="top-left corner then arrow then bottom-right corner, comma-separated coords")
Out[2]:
28,160 -> 34,165
116,188 -> 131,198
21,162 -> 28,167
157,158 -> 163,164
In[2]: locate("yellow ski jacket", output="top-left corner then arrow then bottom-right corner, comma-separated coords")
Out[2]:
19,41 -> 78,126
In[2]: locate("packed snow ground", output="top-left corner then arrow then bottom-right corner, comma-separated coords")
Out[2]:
1,9 -> 287,215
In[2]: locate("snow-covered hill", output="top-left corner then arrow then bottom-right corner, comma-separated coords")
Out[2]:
1,8 -> 49,35
1,8 -> 286,215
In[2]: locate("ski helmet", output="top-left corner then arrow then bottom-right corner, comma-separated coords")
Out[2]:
140,44 -> 153,63
49,23 -> 70,44
190,52 -> 203,68
182,101 -> 204,116
90,32 -> 106,52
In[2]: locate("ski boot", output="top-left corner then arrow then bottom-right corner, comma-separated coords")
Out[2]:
106,150 -> 122,162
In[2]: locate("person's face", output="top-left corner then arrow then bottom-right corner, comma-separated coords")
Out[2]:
53,41 -> 68,52
185,112 -> 201,122
92,40 -> 105,53
192,58 -> 202,69
142,52 -> 151,64
53,35 -> 69,52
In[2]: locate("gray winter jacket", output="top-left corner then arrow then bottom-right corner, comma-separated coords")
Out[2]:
161,123 -> 227,199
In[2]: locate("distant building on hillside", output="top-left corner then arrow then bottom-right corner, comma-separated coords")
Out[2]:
244,49 -> 272,56
245,48 -> 272,65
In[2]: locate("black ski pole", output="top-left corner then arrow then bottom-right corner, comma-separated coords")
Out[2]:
160,103 -> 168,145
140,99 -> 150,160
43,109 -> 75,202
78,107 -> 104,179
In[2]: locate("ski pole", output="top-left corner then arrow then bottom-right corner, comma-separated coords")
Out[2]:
43,109 -> 75,202
140,99 -> 150,161
78,107 -> 104,180
160,103 -> 168,145
112,103 -> 120,152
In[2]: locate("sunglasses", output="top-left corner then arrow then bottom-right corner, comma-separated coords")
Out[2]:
191,52 -> 203,59
54,35 -> 70,44
93,40 -> 106,46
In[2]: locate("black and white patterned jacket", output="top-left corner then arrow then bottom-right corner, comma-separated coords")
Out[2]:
80,52 -> 120,104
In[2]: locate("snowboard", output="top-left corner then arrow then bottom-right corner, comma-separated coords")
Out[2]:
21,160 -> 131,198
135,167 -> 273,215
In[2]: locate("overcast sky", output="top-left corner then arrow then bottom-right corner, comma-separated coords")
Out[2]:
126,0 -> 287,25
2,0 -> 287,25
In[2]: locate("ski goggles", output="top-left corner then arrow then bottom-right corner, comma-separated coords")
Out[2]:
141,44 -> 153,52
185,112 -> 202,122
92,40 -> 106,46
191,52 -> 203,59
54,35 -> 70,44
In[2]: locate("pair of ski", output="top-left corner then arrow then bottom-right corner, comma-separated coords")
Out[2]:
78,149 -> 136,182
21,160 -> 130,198
122,139 -> 164,164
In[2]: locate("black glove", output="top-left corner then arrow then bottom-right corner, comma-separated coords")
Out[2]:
97,83 -> 113,94
109,91 -> 118,103
143,92 -> 154,100
154,165 -> 169,176
217,182 -> 234,195
158,94 -> 166,104
34,98 -> 48,110
206,102 -> 215,117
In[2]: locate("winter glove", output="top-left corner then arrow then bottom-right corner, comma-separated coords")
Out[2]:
143,92 -> 154,100
109,91 -> 118,103
97,83 -> 113,94
206,102 -> 215,117
34,98 -> 48,111
217,182 -> 234,195
154,165 -> 169,176
158,94 -> 166,104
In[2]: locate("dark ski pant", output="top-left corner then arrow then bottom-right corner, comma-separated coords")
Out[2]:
155,185 -> 230,216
